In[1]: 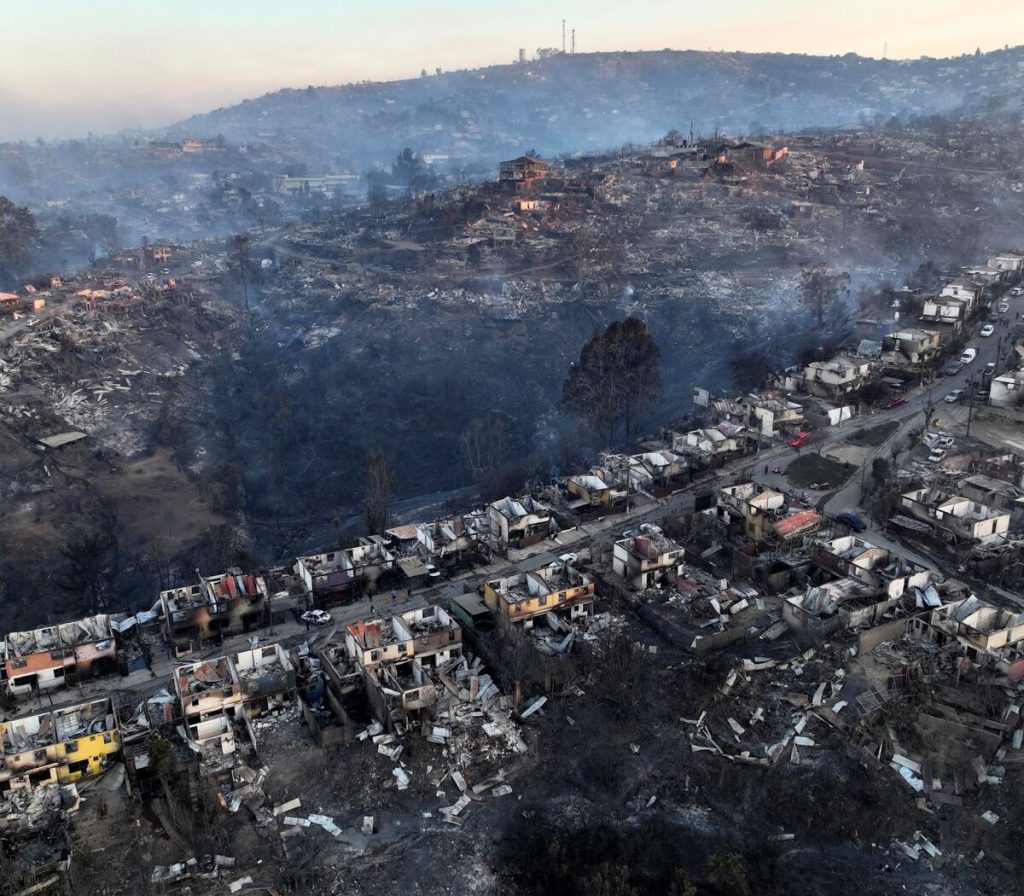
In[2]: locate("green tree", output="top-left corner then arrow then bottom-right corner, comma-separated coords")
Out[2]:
799,264 -> 850,327
561,317 -> 662,446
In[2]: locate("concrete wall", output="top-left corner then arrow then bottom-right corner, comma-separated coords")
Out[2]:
857,617 -> 909,655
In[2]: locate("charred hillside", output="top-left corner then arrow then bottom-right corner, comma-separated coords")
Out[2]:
169,47 -> 1024,170
1,123 -> 1023,627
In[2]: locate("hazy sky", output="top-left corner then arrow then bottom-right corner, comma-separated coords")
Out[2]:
1,0 -> 1020,141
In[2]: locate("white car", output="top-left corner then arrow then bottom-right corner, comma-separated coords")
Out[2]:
928,449 -> 947,463
960,348 -> 977,364
980,324 -> 995,337
1011,288 -> 1022,296
301,609 -> 332,626
998,302 -> 1009,313
943,389 -> 963,403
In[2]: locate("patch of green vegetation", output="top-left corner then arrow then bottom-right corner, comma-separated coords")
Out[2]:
785,453 -> 852,489
847,421 -> 899,447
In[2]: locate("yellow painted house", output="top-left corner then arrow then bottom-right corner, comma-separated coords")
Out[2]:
483,564 -> 595,627
0,696 -> 119,795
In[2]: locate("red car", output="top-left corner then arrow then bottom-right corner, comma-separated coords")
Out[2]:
787,431 -> 811,448
880,396 -> 906,409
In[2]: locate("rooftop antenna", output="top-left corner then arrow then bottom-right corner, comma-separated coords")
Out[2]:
572,28 -> 576,54
562,19 -> 566,53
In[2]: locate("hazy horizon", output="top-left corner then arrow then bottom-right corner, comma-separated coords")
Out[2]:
2,0 -> 1021,143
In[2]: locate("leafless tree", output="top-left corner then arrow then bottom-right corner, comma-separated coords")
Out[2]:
231,233 -> 252,312
363,448 -> 396,535
460,417 -> 510,492
799,264 -> 850,327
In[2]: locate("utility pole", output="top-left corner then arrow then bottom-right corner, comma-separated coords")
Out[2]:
562,19 -> 566,53
571,29 -> 576,54
965,375 -> 978,437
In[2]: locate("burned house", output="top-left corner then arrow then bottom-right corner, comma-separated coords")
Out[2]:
798,356 -> 872,398
295,538 -> 396,605
0,697 -> 119,796
565,474 -> 614,509
612,529 -> 685,590
916,596 -> 1024,681
738,392 -> 805,438
295,549 -> 356,604
721,141 -> 790,168
987,252 -> 1024,276
771,508 -> 823,541
488,496 -> 552,550
413,510 -> 489,573
498,155 -> 549,189
345,606 -> 463,732
940,278 -> 984,311
955,474 -> 1022,512
2,614 -> 116,699
899,488 -> 1011,542
988,369 -> 1024,409
881,328 -> 942,366
161,570 -> 268,656
233,643 -> 296,717
784,535 -> 932,642
594,452 -> 656,494
173,657 -> 244,758
671,422 -> 749,467
714,482 -> 787,541
305,635 -> 362,747
919,296 -> 969,341
262,563 -> 309,623
785,578 -> 892,643
632,449 -> 688,488
483,563 -> 595,628
345,537 -> 396,593
810,535 -> 932,599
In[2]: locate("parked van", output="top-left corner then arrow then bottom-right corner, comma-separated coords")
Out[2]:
960,347 -> 978,364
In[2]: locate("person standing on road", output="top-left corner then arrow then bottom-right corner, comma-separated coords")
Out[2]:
391,590 -> 397,602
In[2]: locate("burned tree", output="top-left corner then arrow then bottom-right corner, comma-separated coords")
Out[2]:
231,233 -> 252,313
561,317 -> 661,447
392,148 -> 434,196
729,347 -> 775,393
460,417 -> 510,498
799,264 -> 850,327
0,196 -> 38,288
363,448 -> 396,535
